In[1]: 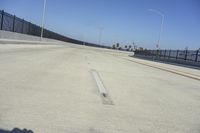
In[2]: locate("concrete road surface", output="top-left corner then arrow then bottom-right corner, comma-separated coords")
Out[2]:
0,43 -> 200,133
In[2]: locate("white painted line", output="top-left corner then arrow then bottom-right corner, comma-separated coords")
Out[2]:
92,70 -> 107,95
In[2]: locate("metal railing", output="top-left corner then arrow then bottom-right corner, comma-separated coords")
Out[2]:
135,49 -> 200,63
0,10 -> 110,49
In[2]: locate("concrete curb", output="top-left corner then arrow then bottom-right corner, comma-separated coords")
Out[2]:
122,57 -> 200,81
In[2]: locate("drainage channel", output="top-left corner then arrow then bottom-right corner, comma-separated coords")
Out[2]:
91,69 -> 114,105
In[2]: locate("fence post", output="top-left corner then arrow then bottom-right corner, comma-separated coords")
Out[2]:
156,49 -> 159,59
195,50 -> 199,62
12,15 -> 15,32
28,22 -> 31,34
164,49 -> 166,59
184,49 -> 188,60
1,10 -> 4,30
21,19 -> 24,33
168,50 -> 171,59
176,50 -> 179,60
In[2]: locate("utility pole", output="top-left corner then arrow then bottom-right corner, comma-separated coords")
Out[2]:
40,0 -> 47,41
149,9 -> 165,49
98,27 -> 104,45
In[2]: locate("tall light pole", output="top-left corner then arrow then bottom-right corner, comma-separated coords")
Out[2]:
41,0 -> 47,41
82,34 -> 86,46
98,27 -> 104,45
149,9 -> 164,49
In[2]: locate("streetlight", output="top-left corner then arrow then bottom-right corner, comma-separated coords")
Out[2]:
82,34 -> 86,46
41,0 -> 47,41
149,9 -> 164,49
98,27 -> 104,45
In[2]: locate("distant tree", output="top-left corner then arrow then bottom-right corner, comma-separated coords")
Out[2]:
133,42 -> 138,51
116,43 -> 120,48
112,44 -> 116,49
133,42 -> 135,48
138,47 -> 144,51
125,45 -> 127,49
128,45 -> 132,49
134,45 -> 137,50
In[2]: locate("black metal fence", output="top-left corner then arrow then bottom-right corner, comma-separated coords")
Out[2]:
0,10 -> 110,48
135,49 -> 200,63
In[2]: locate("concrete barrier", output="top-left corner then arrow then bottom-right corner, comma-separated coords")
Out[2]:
0,30 -> 63,43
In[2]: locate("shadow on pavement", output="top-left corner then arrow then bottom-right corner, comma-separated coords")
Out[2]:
0,128 -> 33,133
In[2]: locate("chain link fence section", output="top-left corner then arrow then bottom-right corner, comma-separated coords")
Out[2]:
135,49 -> 200,67
2,12 -> 14,31
0,11 -> 2,29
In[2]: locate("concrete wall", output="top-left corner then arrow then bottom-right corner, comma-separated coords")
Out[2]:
0,30 -> 63,43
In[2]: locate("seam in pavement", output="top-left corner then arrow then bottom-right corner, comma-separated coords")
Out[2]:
91,69 -> 107,96
90,69 -> 114,105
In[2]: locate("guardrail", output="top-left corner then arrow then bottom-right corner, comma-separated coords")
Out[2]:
0,10 -> 110,49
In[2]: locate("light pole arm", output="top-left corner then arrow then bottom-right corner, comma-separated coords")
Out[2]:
149,9 -> 164,17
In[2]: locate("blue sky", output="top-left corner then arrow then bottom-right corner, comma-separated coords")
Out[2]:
0,0 -> 200,49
